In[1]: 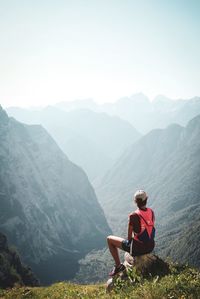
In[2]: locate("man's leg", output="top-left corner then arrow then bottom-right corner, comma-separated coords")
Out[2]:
107,235 -> 125,266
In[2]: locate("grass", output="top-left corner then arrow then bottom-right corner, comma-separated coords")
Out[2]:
0,264 -> 200,299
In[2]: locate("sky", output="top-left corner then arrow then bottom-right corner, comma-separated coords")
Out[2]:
0,0 -> 200,107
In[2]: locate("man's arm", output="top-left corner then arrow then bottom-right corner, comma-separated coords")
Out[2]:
128,213 -> 140,240
128,222 -> 132,241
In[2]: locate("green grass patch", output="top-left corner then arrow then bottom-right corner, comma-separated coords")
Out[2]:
0,265 -> 200,299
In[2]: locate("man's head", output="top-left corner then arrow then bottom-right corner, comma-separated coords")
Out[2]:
134,190 -> 148,208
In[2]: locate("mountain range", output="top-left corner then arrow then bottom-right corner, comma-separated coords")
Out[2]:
55,94 -> 200,134
0,106 -> 111,284
6,94 -> 200,182
6,107 -> 140,181
2,95 -> 200,281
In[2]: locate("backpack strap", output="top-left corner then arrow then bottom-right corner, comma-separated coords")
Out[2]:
137,209 -> 154,226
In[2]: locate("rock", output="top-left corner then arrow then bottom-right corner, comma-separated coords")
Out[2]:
106,253 -> 170,292
106,278 -> 114,292
0,234 -> 7,250
0,232 -> 39,288
124,252 -> 170,277
106,270 -> 128,293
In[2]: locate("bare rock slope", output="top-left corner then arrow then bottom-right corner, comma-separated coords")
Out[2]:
0,106 -> 111,284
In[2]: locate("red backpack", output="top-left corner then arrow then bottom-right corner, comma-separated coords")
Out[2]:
133,208 -> 155,243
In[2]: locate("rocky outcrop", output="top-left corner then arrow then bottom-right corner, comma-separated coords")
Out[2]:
0,232 -> 39,288
123,252 -> 170,277
106,253 -> 170,292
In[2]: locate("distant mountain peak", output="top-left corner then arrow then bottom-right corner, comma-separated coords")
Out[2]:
0,105 -> 8,116
117,93 -> 150,105
0,105 -> 9,126
186,113 -> 200,129
130,92 -> 149,101
153,95 -> 173,103
55,98 -> 97,111
189,96 -> 200,103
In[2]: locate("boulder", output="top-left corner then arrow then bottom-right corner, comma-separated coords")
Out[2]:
106,252 -> 170,292
124,252 -> 170,277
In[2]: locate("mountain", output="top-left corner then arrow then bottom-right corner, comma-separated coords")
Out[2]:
0,106 -> 111,284
40,94 -> 200,134
95,115 -> 200,268
100,94 -> 200,133
0,232 -> 39,288
55,98 -> 98,111
6,107 -> 141,181
101,93 -> 151,131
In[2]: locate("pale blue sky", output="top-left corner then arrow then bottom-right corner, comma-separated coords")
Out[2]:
0,0 -> 200,107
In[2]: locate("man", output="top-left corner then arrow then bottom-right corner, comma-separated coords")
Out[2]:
107,190 -> 155,276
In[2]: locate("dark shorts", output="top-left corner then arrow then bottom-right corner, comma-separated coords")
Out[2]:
121,239 -> 132,253
121,239 -> 155,256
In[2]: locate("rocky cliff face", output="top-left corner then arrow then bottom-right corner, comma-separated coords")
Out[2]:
0,232 -> 39,288
0,106 -> 111,284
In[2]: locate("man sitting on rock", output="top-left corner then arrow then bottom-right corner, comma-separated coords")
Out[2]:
107,190 -> 155,276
